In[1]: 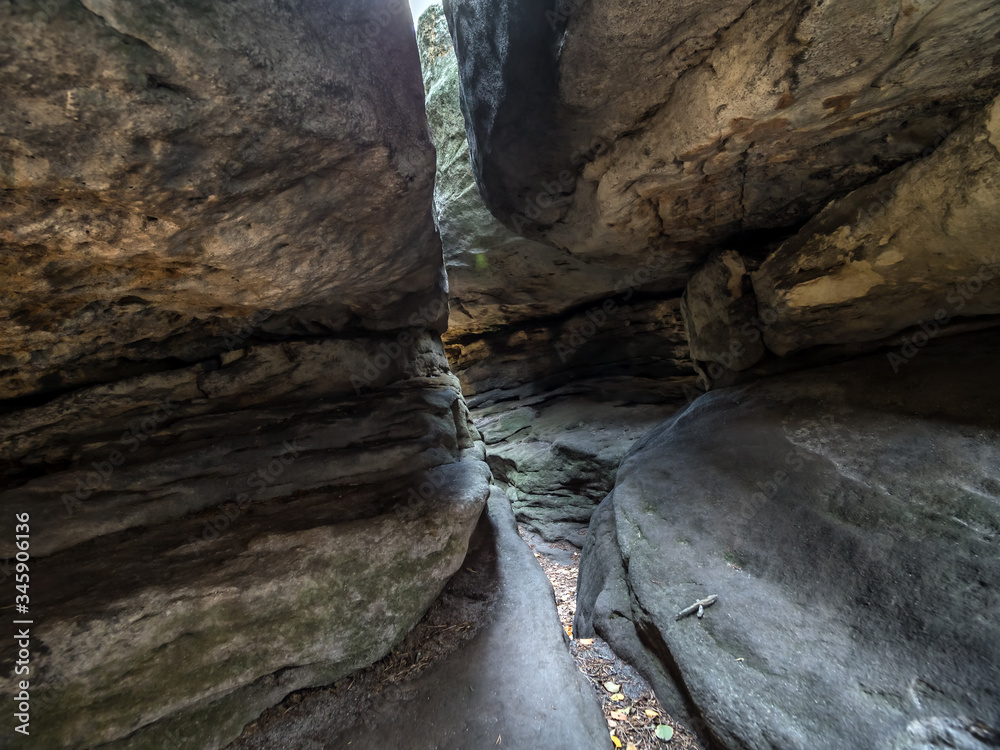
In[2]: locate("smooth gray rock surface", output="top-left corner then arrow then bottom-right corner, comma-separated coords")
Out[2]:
576,329 -> 1000,750
225,488 -> 610,750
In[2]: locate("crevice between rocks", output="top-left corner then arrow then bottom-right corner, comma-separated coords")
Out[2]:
633,617 -> 732,750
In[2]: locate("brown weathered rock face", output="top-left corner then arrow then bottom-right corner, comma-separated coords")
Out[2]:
443,0 -> 1000,281
0,3 -> 489,749
752,94 -> 1000,356
677,92 -> 1000,381
1,0 -> 445,400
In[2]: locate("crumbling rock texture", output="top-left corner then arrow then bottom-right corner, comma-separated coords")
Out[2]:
444,0 -> 1000,281
752,93 -> 1000,357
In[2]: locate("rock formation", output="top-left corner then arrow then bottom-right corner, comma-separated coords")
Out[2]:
437,0 -> 1000,747
575,329 -> 1000,750
4,0 -> 1000,748
418,2 -> 701,545
444,0 -> 1000,274
0,2 -> 489,748
418,4 -> 630,339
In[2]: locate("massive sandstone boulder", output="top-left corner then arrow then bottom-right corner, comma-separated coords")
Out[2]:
441,0 -> 1000,385
683,93 -> 1000,381
575,329 -> 1000,750
1,0 -> 445,400
0,2 -> 489,748
417,3 -> 699,396
751,93 -> 1000,357
443,0 -> 1000,282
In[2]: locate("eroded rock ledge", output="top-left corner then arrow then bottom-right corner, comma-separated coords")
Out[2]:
443,0 -> 1000,273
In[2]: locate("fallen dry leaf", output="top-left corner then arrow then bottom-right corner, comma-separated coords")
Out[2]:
610,710 -> 629,722
578,638 -> 594,646
604,681 -> 621,693
611,693 -> 626,701
655,724 -> 675,742
645,709 -> 659,718
611,734 -> 623,748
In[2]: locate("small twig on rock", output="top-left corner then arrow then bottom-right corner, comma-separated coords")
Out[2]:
675,595 -> 718,620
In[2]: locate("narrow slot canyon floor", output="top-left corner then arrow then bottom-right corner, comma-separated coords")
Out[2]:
227,489 -> 704,750
224,383 -> 704,749
228,490 -> 611,749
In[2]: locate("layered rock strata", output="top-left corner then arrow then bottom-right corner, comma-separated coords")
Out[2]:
0,2 -> 489,748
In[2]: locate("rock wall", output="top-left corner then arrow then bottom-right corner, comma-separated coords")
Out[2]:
417,2 -> 701,547
575,329 -> 1000,750
444,0 -> 1000,273
417,4 -> 631,339
437,2 -> 1000,748
0,2 -> 489,748
1,0 -> 445,400
442,0 -> 1000,385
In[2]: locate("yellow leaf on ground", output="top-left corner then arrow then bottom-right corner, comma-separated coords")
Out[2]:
578,638 -> 594,645
611,693 -> 626,701
565,626 -> 573,637
645,709 -> 659,718
611,734 -> 623,748
603,682 -> 621,693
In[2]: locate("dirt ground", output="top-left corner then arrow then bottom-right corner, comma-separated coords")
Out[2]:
520,527 -> 703,750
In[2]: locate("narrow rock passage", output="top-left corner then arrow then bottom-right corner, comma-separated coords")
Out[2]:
230,490 -> 608,749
